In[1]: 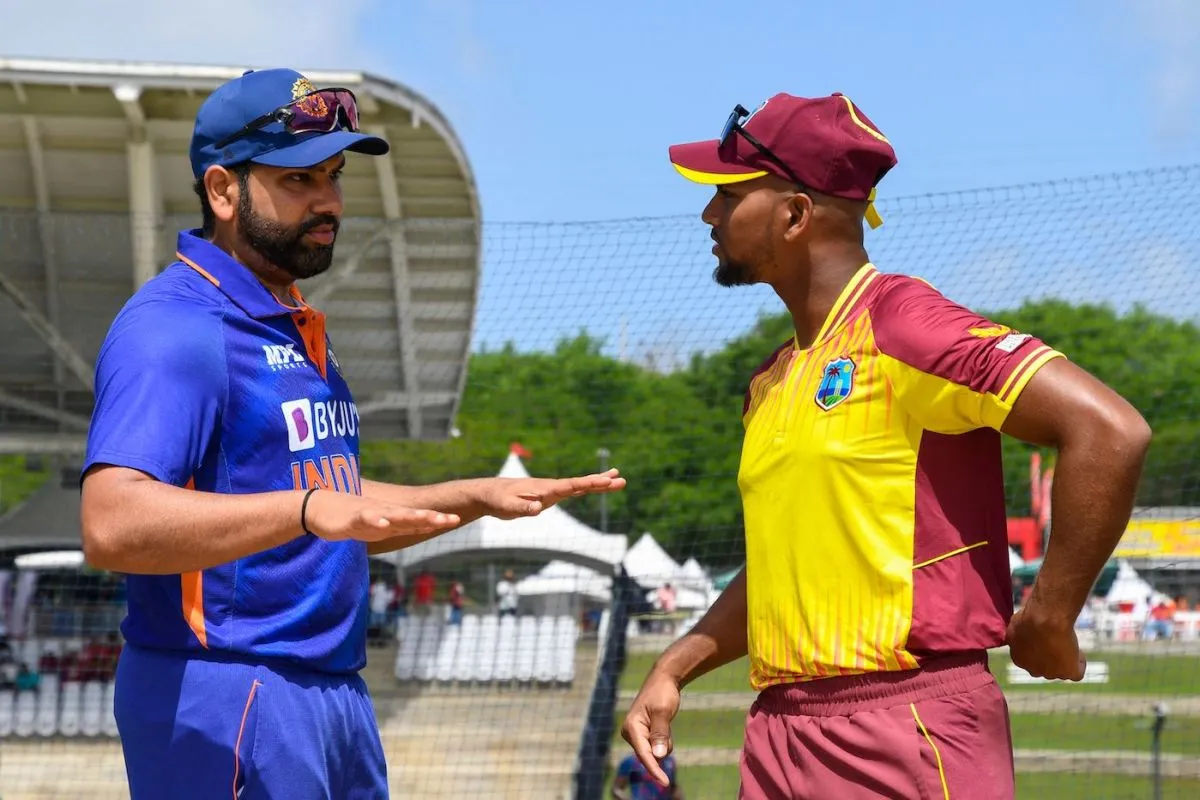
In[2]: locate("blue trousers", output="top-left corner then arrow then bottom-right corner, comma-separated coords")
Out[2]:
115,644 -> 388,799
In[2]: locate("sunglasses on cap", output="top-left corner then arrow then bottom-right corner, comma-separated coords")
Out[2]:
720,104 -> 809,191
213,88 -> 362,150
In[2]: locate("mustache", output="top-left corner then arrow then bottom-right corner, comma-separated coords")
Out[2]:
299,215 -> 340,237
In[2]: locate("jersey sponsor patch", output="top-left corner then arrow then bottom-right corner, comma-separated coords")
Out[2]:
815,356 -> 856,411
282,398 -> 360,452
264,342 -> 306,370
281,399 -> 315,451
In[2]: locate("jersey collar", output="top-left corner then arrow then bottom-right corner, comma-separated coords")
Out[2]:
799,262 -> 879,350
175,229 -> 315,320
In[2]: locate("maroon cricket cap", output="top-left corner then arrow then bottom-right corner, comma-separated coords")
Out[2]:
669,92 -> 897,228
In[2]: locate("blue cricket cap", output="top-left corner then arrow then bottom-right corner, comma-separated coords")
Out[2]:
189,68 -> 389,179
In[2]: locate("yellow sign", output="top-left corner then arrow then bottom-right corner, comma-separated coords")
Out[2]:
1112,520 -> 1200,558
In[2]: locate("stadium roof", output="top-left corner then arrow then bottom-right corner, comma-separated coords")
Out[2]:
0,56 -> 482,455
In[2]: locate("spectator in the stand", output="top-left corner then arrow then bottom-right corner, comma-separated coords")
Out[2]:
656,582 -> 678,635
413,568 -> 436,615
448,581 -> 465,625
15,663 -> 40,692
612,752 -> 684,800
496,569 -> 519,617
0,646 -> 16,689
1144,598 -> 1176,641
38,645 -> 61,678
369,578 -> 394,638
391,579 -> 409,620
99,632 -> 123,680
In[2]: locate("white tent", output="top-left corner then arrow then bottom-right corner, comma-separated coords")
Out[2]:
676,557 -> 708,590
623,533 -> 682,589
1105,559 -> 1161,607
517,560 -> 611,602
390,451 -> 629,574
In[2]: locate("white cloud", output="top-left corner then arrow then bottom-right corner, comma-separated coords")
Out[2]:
1124,0 -> 1200,146
0,0 -> 382,70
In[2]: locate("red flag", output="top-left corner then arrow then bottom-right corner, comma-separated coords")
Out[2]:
509,442 -> 533,459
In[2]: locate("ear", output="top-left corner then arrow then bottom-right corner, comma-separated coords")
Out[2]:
203,165 -> 241,226
782,192 -> 814,243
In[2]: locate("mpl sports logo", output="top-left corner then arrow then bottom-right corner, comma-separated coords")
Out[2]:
264,343 -> 305,371
281,398 -> 361,452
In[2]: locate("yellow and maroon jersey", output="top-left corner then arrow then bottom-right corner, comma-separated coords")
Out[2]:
739,263 -> 1063,690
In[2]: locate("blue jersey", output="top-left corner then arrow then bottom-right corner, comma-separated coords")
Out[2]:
84,230 -> 368,674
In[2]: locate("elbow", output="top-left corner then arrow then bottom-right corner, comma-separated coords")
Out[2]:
81,511 -> 119,572
80,490 -> 129,572
1087,401 -> 1152,467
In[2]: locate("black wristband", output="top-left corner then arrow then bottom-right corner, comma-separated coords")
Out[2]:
301,487 -> 319,535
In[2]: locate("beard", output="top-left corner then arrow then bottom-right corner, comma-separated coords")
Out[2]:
237,188 -> 339,280
713,258 -> 756,287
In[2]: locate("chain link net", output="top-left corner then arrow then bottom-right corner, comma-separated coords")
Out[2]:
2,165 -> 1200,798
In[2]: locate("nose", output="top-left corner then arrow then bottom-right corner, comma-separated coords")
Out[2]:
310,173 -> 344,219
700,191 -> 721,227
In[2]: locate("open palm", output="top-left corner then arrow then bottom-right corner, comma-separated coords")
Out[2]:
483,469 -> 626,519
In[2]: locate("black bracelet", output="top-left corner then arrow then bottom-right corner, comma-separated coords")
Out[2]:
301,487 -> 319,535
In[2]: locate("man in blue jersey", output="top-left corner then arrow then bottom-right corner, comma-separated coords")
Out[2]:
79,68 -> 625,800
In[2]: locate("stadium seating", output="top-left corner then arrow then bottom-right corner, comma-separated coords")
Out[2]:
393,612 -> 579,688
0,636 -> 119,740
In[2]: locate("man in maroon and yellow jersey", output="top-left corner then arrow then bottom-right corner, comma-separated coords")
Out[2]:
621,93 -> 1151,799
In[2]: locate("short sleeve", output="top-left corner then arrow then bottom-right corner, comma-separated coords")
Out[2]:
84,298 -> 226,487
872,277 -> 1065,434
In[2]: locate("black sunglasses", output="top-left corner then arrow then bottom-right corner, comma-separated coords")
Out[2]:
720,104 -> 809,191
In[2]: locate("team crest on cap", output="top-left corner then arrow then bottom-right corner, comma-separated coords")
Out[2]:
291,76 -> 318,100
815,357 -> 856,411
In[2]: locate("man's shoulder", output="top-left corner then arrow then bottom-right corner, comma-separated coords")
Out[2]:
863,271 -> 957,323
862,271 -> 991,356
114,262 -> 225,326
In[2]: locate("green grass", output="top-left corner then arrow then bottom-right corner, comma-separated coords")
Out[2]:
1010,712 -> 1200,754
1015,772 -> 1200,799
990,651 -> 1200,695
618,649 -> 1200,697
619,652 -> 751,694
613,707 -> 1200,755
606,764 -> 1200,800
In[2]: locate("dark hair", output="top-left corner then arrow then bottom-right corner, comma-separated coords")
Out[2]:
192,162 -> 253,237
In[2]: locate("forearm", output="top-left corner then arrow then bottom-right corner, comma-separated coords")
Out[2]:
82,480 -> 305,575
1028,428 -> 1149,625
651,568 -> 748,689
361,478 -> 490,524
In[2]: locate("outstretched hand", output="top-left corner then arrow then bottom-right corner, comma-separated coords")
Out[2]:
480,469 -> 626,520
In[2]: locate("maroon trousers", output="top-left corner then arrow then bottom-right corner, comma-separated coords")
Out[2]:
738,653 -> 1014,800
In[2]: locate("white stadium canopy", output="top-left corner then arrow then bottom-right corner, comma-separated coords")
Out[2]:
0,56 -> 482,455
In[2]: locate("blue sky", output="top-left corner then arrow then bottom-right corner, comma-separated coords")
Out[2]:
366,0 -> 1200,222
4,0 -> 1200,359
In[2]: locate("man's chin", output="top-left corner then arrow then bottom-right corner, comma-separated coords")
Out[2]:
713,264 -> 754,288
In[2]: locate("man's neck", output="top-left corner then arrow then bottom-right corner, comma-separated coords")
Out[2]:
776,245 -> 870,349
207,230 -> 296,306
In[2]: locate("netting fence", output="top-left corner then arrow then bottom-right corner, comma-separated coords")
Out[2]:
2,164 -> 1200,799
